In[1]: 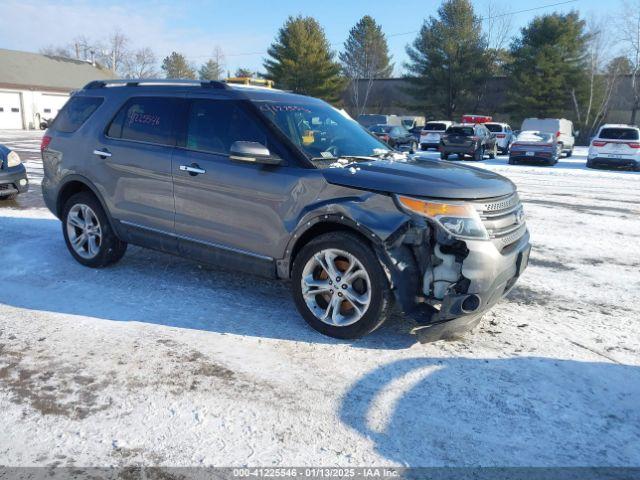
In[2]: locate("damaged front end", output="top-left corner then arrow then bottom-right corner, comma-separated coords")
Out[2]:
378,192 -> 531,338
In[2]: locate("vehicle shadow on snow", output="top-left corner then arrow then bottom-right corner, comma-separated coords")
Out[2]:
340,356 -> 640,467
0,215 -> 416,349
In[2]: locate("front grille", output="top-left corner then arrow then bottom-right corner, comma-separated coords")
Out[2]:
475,193 -> 527,250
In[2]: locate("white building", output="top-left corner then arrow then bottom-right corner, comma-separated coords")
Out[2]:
0,48 -> 115,130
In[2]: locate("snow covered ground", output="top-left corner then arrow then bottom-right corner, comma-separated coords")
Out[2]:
0,131 -> 639,467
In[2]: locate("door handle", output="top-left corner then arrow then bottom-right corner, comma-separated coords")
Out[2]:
93,149 -> 112,158
179,164 -> 206,175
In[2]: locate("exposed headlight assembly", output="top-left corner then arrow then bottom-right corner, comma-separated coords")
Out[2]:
6,151 -> 22,168
397,195 -> 488,240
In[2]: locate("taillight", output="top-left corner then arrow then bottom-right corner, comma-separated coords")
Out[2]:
496,134 -> 506,138
556,131 -> 561,137
40,135 -> 52,152
629,142 -> 640,148
592,140 -> 607,147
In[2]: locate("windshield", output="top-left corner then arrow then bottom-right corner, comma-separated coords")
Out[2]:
370,125 -> 393,133
356,114 -> 386,127
516,131 -> 554,143
424,123 -> 447,131
256,101 -> 390,162
485,123 -> 503,133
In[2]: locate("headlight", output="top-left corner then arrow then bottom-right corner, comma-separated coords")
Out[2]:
397,195 -> 488,240
6,151 -> 21,168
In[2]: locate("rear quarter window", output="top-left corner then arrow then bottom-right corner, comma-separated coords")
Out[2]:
485,124 -> 503,132
51,96 -> 103,133
599,128 -> 639,140
107,97 -> 178,145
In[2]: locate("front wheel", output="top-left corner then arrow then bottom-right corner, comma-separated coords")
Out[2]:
291,232 -> 392,339
62,192 -> 127,268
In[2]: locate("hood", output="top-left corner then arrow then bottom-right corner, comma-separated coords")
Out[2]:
321,157 -> 515,200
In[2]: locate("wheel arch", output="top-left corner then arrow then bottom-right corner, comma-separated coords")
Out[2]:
56,176 -> 117,231
278,215 -> 385,279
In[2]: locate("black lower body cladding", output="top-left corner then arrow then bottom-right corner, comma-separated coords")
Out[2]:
0,164 -> 29,199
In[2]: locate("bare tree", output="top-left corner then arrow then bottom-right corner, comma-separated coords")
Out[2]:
571,17 -> 619,139
99,31 -> 130,75
124,48 -> 157,78
618,0 -> 640,123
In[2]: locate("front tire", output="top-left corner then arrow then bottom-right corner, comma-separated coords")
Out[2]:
62,192 -> 127,268
291,232 -> 392,339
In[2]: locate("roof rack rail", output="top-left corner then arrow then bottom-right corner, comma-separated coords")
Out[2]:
83,79 -> 229,90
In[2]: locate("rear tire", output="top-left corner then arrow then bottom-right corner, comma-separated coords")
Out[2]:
508,158 -> 517,165
566,148 -> 573,158
474,146 -> 484,161
291,232 -> 393,339
586,160 -> 595,169
440,152 -> 449,160
62,192 -> 127,268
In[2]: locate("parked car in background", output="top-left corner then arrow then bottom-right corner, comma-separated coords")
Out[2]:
440,123 -> 497,161
520,118 -> 575,157
369,124 -> 418,152
357,114 -> 401,128
485,122 -> 514,154
509,131 -> 561,166
400,115 -> 425,131
587,124 -> 640,171
419,121 -> 453,150
0,144 -> 28,201
41,79 -> 530,339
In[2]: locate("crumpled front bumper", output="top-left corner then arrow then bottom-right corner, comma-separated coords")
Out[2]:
437,230 -> 531,322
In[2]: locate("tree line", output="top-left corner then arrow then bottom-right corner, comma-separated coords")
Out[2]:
41,0 -> 640,138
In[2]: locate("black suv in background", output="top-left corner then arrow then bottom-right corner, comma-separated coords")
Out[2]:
440,124 -> 498,161
41,79 -> 530,340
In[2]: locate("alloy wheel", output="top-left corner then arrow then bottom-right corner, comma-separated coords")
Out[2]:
66,203 -> 102,259
300,248 -> 372,327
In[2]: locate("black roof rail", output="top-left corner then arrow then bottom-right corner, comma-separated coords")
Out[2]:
82,79 -> 229,90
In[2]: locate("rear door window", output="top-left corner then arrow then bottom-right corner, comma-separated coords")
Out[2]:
183,99 -> 269,155
107,97 -> 179,146
448,126 -> 474,136
52,96 -> 103,133
599,128 -> 639,140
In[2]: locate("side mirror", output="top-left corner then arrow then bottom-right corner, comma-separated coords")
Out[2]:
229,141 -> 282,166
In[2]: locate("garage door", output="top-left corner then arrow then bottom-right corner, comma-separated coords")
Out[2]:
40,93 -> 69,121
0,92 -> 23,129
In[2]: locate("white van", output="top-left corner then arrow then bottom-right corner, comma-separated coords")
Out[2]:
520,118 -> 575,156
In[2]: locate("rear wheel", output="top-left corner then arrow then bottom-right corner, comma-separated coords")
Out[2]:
489,143 -> 497,159
291,232 -> 392,339
62,192 -> 127,268
410,141 -> 418,153
440,152 -> 449,160
566,147 -> 573,158
474,146 -> 484,161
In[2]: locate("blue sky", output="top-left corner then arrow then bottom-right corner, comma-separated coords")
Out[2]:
0,0 -> 609,75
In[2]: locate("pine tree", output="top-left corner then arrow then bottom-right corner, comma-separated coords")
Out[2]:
340,15 -> 393,115
507,12 -> 589,120
161,52 -> 196,79
264,16 -> 345,103
405,0 -> 491,119
235,68 -> 253,77
199,59 -> 224,81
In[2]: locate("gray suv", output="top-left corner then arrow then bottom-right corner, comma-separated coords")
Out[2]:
41,79 -> 531,339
